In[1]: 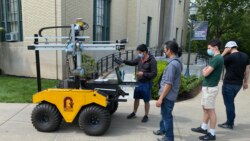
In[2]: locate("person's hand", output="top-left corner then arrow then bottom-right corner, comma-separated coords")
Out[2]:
222,48 -> 231,56
243,83 -> 248,91
136,71 -> 143,77
156,99 -> 163,107
114,57 -> 124,65
202,67 -> 208,74
203,66 -> 208,71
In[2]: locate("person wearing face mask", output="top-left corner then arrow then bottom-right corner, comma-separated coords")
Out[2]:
121,44 -> 157,123
154,41 -> 182,141
217,41 -> 250,130
191,39 -> 224,141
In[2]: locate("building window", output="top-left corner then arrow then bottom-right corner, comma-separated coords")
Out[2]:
0,1 -> 4,26
181,29 -> 183,47
183,0 -> 186,13
0,0 -> 23,42
175,27 -> 179,41
146,16 -> 152,47
93,0 -> 111,41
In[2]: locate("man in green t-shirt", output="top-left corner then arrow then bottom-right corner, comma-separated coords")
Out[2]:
191,39 -> 224,141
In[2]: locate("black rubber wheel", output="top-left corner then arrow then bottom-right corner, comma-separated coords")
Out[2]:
78,105 -> 111,136
107,101 -> 118,115
31,103 -> 62,132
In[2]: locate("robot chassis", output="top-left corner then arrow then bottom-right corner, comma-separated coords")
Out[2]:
28,20 -> 132,136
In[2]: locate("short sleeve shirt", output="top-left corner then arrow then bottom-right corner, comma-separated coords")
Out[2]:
158,57 -> 182,101
223,52 -> 249,85
202,54 -> 224,87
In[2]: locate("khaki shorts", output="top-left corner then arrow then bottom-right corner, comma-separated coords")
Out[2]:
201,86 -> 219,109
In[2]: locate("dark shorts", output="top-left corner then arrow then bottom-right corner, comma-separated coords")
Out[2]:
134,81 -> 152,102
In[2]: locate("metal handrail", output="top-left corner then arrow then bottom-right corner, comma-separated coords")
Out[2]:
96,50 -> 134,76
96,49 -> 164,76
96,48 -> 233,78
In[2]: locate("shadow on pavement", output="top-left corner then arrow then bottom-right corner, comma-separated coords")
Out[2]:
56,111 -> 160,137
174,115 -> 192,123
217,123 -> 250,140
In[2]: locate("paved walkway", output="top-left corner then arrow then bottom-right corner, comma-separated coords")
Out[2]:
0,83 -> 250,141
0,65 -> 250,141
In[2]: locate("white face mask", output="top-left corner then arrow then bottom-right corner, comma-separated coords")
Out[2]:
164,49 -> 169,58
138,53 -> 144,58
163,53 -> 167,58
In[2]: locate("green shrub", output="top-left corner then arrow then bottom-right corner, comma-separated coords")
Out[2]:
152,61 -> 203,100
178,75 -> 187,95
0,27 -> 4,41
152,61 -> 168,99
82,54 -> 96,79
178,76 -> 203,97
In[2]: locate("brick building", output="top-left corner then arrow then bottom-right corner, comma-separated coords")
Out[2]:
0,0 -> 189,79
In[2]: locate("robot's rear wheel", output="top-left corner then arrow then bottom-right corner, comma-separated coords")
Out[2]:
78,105 -> 111,136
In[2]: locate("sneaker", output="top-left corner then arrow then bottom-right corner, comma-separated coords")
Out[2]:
218,122 -> 234,129
199,133 -> 216,140
153,130 -> 165,135
191,126 -> 208,134
157,138 -> 170,141
157,136 -> 171,141
141,115 -> 148,122
127,112 -> 136,119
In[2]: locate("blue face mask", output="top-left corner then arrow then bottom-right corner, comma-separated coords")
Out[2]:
138,53 -> 144,58
207,49 -> 214,56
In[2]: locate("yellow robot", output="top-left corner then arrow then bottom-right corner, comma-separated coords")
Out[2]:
28,20 -> 128,136
31,89 -> 110,136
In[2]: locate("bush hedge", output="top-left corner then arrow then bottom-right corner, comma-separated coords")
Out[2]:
81,54 -> 96,79
152,61 -> 168,99
0,27 -> 4,41
152,60 -> 203,100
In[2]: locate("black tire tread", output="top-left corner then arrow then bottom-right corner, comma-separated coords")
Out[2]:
107,101 -> 118,115
31,103 -> 62,132
78,105 -> 111,136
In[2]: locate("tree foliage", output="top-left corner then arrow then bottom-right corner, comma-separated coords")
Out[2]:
190,0 -> 250,56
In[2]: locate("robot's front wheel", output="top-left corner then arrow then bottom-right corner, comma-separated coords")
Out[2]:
31,103 -> 62,132
78,105 -> 111,136
107,101 -> 118,115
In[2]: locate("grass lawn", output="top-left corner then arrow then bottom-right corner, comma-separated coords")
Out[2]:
0,75 -> 59,103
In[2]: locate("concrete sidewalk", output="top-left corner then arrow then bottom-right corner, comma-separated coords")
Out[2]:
173,83 -> 250,141
0,82 -> 250,141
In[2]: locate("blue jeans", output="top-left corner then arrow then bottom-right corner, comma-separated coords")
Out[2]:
159,98 -> 175,141
222,83 -> 242,126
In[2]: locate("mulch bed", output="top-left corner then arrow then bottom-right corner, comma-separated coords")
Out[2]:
176,85 -> 202,102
